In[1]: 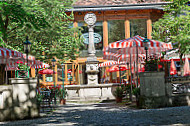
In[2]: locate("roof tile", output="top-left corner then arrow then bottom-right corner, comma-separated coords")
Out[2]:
73,0 -> 167,7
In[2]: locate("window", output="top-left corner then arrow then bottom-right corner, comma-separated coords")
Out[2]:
108,20 -> 125,43
130,19 -> 147,37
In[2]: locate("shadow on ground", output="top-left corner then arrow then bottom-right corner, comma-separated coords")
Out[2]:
1,103 -> 190,126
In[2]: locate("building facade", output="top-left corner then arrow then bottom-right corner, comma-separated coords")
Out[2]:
41,0 -> 169,86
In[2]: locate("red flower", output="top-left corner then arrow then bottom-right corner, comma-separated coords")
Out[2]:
158,65 -> 163,69
16,60 -> 23,64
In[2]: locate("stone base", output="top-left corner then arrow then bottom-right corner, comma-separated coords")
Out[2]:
0,78 -> 39,121
65,84 -> 120,102
87,56 -> 98,62
139,94 -> 190,109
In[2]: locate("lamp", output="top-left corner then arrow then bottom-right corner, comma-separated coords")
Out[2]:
51,58 -> 56,104
61,63 -> 65,99
142,36 -> 150,62
23,36 -> 31,77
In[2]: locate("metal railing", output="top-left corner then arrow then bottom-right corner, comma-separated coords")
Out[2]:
165,76 -> 190,94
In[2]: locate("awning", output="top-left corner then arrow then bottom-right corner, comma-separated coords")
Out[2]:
0,47 -> 23,59
0,47 -> 49,70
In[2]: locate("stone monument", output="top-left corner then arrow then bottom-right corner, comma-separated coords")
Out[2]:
84,13 -> 99,85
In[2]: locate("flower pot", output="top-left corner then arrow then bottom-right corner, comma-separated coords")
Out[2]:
60,99 -> 66,105
115,97 -> 122,103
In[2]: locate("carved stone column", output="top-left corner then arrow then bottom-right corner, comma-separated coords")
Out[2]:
84,13 -> 99,85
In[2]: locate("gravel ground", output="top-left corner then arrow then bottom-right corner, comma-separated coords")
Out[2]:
1,102 -> 190,126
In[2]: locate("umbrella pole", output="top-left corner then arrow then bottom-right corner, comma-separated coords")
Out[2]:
119,65 -> 121,85
5,65 -> 7,84
136,46 -> 139,87
130,53 -> 132,102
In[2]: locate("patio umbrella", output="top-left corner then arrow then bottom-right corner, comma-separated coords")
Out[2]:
170,59 -> 177,75
104,35 -> 173,89
107,65 -> 129,85
183,57 -> 190,76
99,60 -> 127,67
106,65 -> 129,72
106,35 -> 172,50
38,69 -> 56,74
103,35 -> 173,62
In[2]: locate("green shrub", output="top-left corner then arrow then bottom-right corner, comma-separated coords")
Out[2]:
113,87 -> 123,98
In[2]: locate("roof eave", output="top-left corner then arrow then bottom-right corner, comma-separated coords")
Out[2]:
67,2 -> 171,12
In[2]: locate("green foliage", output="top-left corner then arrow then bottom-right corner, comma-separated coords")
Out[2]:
58,88 -> 68,99
0,0 -> 83,64
36,92 -> 44,103
18,63 -> 30,71
113,87 -> 124,98
152,0 -> 190,63
132,87 -> 140,96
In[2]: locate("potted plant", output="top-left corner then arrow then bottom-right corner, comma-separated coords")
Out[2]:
58,88 -> 67,105
16,60 -> 30,78
113,86 -> 124,103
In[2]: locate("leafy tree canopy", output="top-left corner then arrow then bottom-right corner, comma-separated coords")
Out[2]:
0,0 -> 83,64
152,0 -> 190,60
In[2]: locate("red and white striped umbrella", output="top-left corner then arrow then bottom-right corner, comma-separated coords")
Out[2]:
103,51 -> 158,63
117,47 -> 168,55
170,59 -> 177,75
108,35 -> 172,49
99,60 -> 127,67
103,35 -> 173,62
183,57 -> 190,76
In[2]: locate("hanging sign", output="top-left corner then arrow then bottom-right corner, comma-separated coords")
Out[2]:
81,33 -> 102,44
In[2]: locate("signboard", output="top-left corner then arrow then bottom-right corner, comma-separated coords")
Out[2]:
81,33 -> 102,44
46,77 -> 53,82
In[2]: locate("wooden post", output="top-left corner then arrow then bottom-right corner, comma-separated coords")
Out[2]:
31,68 -> 35,78
147,17 -> 152,39
103,17 -> 108,47
117,71 -> 120,83
76,63 -> 80,85
73,21 -> 78,28
65,64 -> 68,82
42,68 -> 46,83
125,18 -> 130,38
42,51 -> 45,84
72,64 -> 75,84
55,64 -> 58,86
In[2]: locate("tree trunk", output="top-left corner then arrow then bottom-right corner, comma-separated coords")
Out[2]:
0,64 -> 6,85
179,53 -> 184,76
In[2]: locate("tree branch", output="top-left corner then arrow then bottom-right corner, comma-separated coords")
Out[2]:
7,26 -> 19,34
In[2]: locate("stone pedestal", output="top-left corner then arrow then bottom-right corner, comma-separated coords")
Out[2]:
86,60 -> 99,85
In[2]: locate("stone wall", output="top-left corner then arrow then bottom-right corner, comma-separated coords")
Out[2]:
139,72 -> 190,108
0,78 -> 39,121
